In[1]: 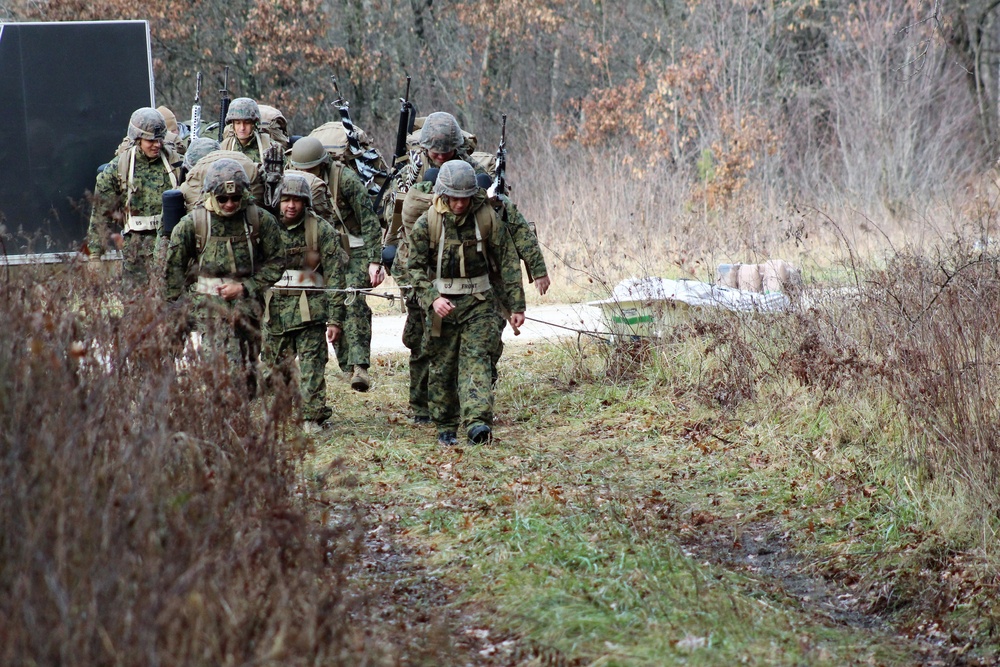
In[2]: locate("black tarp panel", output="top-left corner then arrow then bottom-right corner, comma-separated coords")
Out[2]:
0,21 -> 153,253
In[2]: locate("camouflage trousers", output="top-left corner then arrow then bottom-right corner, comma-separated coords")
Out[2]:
333,252 -> 372,371
261,322 -> 332,423
402,296 -> 429,418
190,296 -> 263,398
425,293 -> 500,433
121,231 -> 162,293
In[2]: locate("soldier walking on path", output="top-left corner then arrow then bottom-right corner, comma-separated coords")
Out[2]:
261,172 -> 347,431
407,160 -> 525,447
288,135 -> 383,392
383,112 -> 488,421
164,158 -> 285,397
88,107 -> 182,290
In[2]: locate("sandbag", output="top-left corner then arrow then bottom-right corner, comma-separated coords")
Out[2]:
737,264 -> 763,293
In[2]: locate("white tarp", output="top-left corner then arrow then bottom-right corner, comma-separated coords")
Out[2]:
591,277 -> 790,313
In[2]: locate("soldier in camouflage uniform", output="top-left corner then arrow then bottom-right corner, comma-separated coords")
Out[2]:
88,107 -> 182,290
220,98 -> 273,164
390,172 -> 436,423
383,113 -> 488,422
407,160 -> 525,446
288,136 -> 383,392
164,158 -> 285,397
261,173 -> 347,429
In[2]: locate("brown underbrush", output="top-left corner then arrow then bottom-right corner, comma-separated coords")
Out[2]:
0,263 -> 379,665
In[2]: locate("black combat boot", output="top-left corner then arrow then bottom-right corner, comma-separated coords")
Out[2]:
437,431 -> 458,446
468,424 -> 492,444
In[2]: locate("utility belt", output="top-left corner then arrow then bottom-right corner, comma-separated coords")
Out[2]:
123,214 -> 160,234
270,269 -> 324,292
429,274 -> 492,338
264,270 -> 324,324
192,276 -> 241,295
433,273 -> 491,296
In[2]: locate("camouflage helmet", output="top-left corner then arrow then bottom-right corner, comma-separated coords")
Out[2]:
183,137 -> 222,170
433,160 -> 478,198
202,158 -> 249,196
226,97 -> 260,123
280,172 -> 313,207
419,112 -> 463,153
288,136 -> 329,170
127,107 -> 167,142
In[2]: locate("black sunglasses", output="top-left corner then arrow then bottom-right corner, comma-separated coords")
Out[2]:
216,194 -> 241,204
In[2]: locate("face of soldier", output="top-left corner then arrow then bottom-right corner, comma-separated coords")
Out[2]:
428,149 -> 456,167
233,119 -> 255,143
138,138 -> 162,159
216,191 -> 243,215
280,195 -> 306,224
447,196 -> 472,216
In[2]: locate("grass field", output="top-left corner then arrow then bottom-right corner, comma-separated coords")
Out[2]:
313,300 -> 1000,665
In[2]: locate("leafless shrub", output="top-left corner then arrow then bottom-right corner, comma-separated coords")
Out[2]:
0,263 -> 375,665
862,241 -> 1000,512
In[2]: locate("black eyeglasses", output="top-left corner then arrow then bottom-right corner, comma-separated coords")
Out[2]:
216,194 -> 241,204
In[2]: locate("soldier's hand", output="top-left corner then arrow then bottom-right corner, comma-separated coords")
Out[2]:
111,233 -> 125,250
368,262 -> 385,288
432,297 -> 454,317
217,283 -> 245,301
534,276 -> 551,295
326,325 -> 342,344
509,312 -> 525,330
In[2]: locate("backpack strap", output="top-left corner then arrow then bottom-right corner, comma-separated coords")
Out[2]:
428,202 -> 496,279
256,131 -> 272,158
193,205 -> 259,274
194,207 -> 210,273
305,213 -> 318,252
116,146 -> 132,194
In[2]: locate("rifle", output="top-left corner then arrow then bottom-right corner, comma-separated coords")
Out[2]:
487,114 -> 507,200
374,76 -> 416,216
329,76 -> 388,192
218,66 -> 231,142
487,114 -> 532,283
261,143 -> 285,211
190,72 -> 203,139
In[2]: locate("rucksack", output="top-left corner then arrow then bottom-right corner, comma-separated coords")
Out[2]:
308,121 -> 389,197
181,150 -> 263,209
258,105 -> 289,148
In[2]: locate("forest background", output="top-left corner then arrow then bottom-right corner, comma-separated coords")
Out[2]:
7,0 -> 997,282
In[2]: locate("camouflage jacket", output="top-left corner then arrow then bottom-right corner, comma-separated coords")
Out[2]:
407,191 -> 525,314
319,162 -> 381,265
88,146 -> 181,255
266,211 -> 348,334
220,130 -> 271,164
163,204 -> 285,303
498,196 -> 548,281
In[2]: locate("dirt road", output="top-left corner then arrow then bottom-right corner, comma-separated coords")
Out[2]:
367,303 -> 606,355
